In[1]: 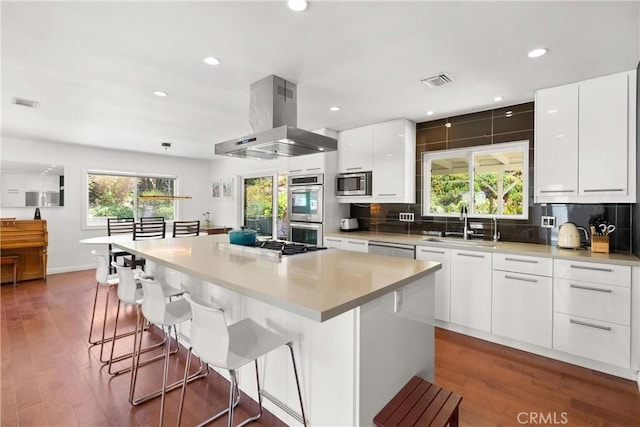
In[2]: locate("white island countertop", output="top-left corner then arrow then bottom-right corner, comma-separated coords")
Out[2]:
114,234 -> 441,322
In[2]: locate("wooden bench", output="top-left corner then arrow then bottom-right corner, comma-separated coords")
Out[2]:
1,256 -> 19,286
374,376 -> 462,427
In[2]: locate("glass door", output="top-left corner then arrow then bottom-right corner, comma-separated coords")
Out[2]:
242,173 -> 288,239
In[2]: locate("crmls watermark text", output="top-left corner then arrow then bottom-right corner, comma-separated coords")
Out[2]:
517,412 -> 569,425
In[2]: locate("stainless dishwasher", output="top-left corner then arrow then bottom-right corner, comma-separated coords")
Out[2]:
368,240 -> 415,259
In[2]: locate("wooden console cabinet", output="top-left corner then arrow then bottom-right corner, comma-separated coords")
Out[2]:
0,219 -> 48,283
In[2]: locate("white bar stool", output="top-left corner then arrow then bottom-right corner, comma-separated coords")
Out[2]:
130,278 -> 208,423
177,294 -> 307,427
88,250 -> 139,363
107,264 -> 183,376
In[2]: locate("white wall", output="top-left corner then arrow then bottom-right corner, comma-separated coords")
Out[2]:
1,137 -> 212,273
209,156 -> 287,229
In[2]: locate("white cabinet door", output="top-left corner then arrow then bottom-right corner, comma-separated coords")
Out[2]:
372,120 -> 412,202
25,174 -> 43,192
42,175 -> 60,192
344,238 -> 368,253
578,72 -> 630,197
450,249 -> 492,332
324,236 -> 345,250
534,83 -> 579,200
288,153 -> 325,175
1,174 -> 25,207
492,271 -> 552,348
416,245 -> 451,322
338,126 -> 373,173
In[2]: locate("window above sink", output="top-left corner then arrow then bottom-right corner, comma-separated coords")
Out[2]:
422,140 -> 529,219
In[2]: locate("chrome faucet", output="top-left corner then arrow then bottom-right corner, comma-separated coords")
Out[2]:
460,206 -> 470,240
492,217 -> 499,242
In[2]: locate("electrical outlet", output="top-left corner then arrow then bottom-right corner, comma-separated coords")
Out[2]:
399,212 -> 414,222
541,216 -> 556,228
393,289 -> 403,313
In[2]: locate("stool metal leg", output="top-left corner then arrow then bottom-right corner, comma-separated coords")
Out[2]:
129,313 -> 209,407
106,302 -> 170,376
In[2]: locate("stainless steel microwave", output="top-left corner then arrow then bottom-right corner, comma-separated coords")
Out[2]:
336,172 -> 372,196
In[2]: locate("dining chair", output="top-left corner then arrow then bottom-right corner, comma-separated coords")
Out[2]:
140,216 -> 165,223
124,221 -> 166,269
177,294 -> 307,427
107,217 -> 134,272
172,220 -> 200,237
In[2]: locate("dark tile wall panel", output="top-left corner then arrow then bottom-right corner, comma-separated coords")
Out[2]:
350,101 -> 633,253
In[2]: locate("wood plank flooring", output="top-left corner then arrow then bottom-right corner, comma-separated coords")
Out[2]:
2,270 -> 639,426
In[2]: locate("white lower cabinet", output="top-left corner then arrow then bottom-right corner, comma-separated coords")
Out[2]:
324,236 -> 368,253
450,249 -> 492,332
415,245 -> 451,322
553,312 -> 630,369
492,271 -> 552,348
552,259 -> 631,369
492,253 -> 552,348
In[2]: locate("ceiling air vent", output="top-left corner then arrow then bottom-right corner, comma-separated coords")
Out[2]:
421,73 -> 455,88
12,97 -> 39,108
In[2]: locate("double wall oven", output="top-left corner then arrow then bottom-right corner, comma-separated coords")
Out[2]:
287,173 -> 323,246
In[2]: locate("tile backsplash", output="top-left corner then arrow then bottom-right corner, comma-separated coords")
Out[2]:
350,102 -> 633,253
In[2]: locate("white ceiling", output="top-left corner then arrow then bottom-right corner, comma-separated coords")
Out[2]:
2,1 -> 638,160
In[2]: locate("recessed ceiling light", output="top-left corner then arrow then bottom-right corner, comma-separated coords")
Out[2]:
287,0 -> 307,12
203,56 -> 221,66
319,147 -> 325,151
153,91 -> 168,97
426,111 -> 434,116
494,96 -> 503,102
547,109 -> 558,114
528,48 -> 548,58
329,106 -> 341,112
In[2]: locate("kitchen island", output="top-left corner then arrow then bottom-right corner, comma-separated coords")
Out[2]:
114,234 -> 441,426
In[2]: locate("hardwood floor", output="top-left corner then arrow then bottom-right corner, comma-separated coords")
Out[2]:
2,270 -> 639,426
435,328 -> 640,427
1,270 -> 285,427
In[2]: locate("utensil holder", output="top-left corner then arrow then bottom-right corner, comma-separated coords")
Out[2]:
591,235 -> 610,253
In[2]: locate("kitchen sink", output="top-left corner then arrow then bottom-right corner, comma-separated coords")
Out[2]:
422,237 -> 497,248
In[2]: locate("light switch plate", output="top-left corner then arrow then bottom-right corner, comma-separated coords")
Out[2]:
541,216 -> 556,228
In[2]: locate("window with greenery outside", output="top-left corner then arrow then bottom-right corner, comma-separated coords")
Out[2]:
88,173 -> 176,226
423,141 -> 528,219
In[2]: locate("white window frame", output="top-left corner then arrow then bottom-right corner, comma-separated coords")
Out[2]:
422,140 -> 529,219
83,168 -> 179,229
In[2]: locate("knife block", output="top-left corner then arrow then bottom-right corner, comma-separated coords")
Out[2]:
591,235 -> 610,253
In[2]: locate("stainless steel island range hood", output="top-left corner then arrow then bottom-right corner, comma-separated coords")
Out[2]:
214,75 -> 337,160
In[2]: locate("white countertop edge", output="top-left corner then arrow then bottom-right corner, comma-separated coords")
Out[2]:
113,242 -> 442,323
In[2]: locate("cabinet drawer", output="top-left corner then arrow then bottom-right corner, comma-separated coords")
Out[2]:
554,278 -> 630,325
493,253 -> 552,276
553,312 -> 630,369
553,259 -> 630,287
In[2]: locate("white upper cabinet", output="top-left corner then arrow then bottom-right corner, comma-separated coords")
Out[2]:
25,174 -> 60,192
337,119 -> 416,203
535,70 -> 636,203
1,174 -> 25,207
338,126 -> 373,173
535,83 -> 579,198
288,152 -> 325,175
371,120 -> 416,202
578,72 -> 632,197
